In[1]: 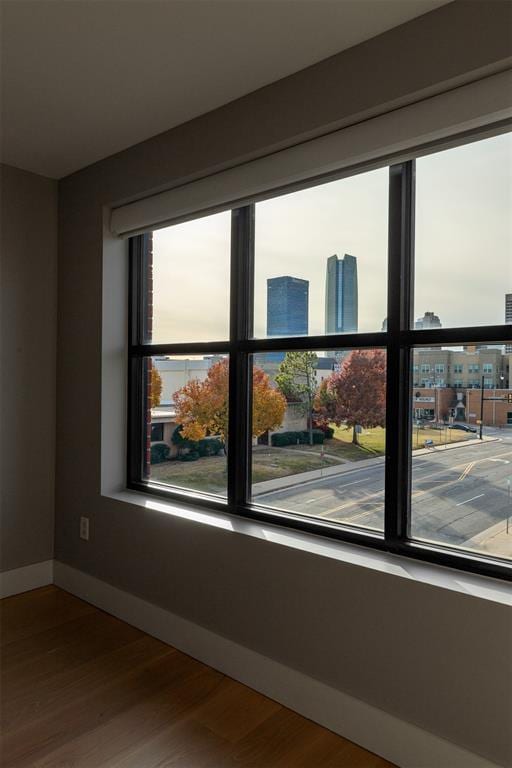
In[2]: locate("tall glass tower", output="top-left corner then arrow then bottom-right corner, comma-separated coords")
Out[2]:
325,254 -> 358,334
266,276 -> 309,337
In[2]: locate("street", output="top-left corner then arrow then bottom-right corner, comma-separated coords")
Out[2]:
255,429 -> 512,557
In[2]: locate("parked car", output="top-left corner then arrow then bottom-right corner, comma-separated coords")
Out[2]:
450,423 -> 477,433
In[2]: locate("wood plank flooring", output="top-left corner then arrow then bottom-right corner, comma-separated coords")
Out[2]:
1,586 -> 396,767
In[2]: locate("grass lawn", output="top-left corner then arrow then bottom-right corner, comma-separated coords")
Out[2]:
410,425 -> 473,449
288,424 -> 474,462
150,448 -> 340,494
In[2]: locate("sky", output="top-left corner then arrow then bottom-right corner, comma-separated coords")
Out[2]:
151,131 -> 512,345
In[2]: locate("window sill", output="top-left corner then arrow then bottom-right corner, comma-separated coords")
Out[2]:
106,489 -> 511,607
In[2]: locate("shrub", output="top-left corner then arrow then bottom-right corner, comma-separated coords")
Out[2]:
196,437 -> 224,457
270,429 -> 324,447
305,429 -> 325,444
173,426 -> 224,457
271,432 -> 292,447
312,421 -> 334,439
179,451 -> 200,462
150,442 -> 170,464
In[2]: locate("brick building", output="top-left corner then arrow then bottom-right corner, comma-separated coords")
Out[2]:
412,348 -> 511,389
413,387 -> 512,427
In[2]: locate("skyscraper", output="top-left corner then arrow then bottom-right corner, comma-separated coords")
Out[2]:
415,311 -> 442,330
267,276 -> 309,337
506,293 -> 512,353
325,254 -> 358,335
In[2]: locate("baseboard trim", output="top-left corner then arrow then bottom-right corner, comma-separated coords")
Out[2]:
0,559 -> 54,598
53,561 -> 502,768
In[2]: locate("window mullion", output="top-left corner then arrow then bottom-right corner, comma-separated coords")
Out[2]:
385,161 -> 415,547
127,235 -> 149,485
228,206 -> 255,507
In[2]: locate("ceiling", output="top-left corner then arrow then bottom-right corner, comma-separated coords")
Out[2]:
1,0 -> 450,179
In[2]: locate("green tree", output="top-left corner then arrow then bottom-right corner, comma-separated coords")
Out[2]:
275,351 -> 318,445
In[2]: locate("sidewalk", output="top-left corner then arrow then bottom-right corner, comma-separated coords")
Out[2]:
464,518 -> 512,559
413,435 -> 498,457
253,454 -> 385,496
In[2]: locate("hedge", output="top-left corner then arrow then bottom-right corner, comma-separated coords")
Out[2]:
271,429 -> 324,447
172,426 -> 224,458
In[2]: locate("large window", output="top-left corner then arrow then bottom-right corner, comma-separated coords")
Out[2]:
128,131 -> 512,580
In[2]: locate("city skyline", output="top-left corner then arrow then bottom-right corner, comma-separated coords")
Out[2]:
151,131 -> 512,343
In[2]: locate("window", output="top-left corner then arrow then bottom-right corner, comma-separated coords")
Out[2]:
128,131 -> 512,580
150,423 -> 163,442
414,132 -> 512,328
483,363 -> 493,374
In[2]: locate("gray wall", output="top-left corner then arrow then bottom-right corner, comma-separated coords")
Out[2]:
56,3 -> 512,765
1,164 -> 58,571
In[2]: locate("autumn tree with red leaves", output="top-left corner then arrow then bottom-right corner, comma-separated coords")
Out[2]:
315,350 -> 386,445
173,358 -> 286,451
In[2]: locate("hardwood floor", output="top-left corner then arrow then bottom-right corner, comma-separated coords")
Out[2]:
1,586 -> 396,767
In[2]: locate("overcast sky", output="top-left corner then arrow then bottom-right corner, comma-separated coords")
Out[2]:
152,131 -> 512,345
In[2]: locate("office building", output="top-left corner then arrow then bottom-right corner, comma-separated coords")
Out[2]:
412,347 -> 510,389
414,311 -> 442,330
325,254 -> 358,334
267,275 -> 309,336
381,311 -> 442,332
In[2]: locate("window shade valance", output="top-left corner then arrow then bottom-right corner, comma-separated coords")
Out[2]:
110,70 -> 512,238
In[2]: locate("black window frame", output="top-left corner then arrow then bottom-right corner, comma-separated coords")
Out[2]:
127,151 -> 512,582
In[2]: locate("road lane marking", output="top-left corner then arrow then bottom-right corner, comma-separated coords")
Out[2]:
458,461 -> 476,481
304,478 -> 368,503
412,451 -> 512,500
455,493 -> 485,506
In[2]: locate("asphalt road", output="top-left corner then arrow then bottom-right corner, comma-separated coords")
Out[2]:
256,429 -> 512,552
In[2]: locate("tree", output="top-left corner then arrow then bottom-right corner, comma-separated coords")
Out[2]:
150,366 -> 163,408
275,351 -> 318,445
173,358 -> 286,451
315,350 -> 386,444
